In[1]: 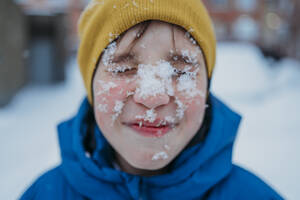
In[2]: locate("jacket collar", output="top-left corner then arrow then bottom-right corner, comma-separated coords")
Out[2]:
58,94 -> 241,199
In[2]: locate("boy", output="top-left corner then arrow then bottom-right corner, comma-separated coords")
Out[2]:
21,0 -> 283,199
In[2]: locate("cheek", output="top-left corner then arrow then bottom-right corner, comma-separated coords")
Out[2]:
175,80 -> 206,124
186,98 -> 205,119
94,79 -> 134,123
183,96 -> 205,120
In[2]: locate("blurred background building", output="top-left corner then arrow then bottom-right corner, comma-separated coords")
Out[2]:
0,0 -> 300,106
0,0 -> 69,106
202,0 -> 300,60
0,0 -> 27,107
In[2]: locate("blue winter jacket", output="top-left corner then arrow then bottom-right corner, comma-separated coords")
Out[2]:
20,95 -> 283,200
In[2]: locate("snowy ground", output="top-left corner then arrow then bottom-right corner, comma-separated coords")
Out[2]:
1,42 -> 299,199
211,43 -> 300,200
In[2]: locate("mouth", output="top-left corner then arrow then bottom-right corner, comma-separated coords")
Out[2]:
125,119 -> 176,138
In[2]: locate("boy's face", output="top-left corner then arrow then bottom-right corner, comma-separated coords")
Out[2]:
93,21 -> 208,170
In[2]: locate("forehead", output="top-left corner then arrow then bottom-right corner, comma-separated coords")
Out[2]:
115,20 -> 199,55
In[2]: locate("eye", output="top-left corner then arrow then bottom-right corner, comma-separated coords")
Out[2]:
116,68 -> 137,75
173,69 -> 187,76
112,53 -> 137,64
108,66 -> 137,76
173,68 -> 199,78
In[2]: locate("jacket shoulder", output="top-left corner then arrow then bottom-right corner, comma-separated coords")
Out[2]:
209,165 -> 284,200
20,166 -> 82,200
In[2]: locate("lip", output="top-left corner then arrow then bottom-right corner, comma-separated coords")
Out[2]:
125,119 -> 173,138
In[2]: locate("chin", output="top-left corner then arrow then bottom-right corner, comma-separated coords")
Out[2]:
126,152 -> 172,171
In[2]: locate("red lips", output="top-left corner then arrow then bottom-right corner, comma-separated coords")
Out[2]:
126,119 -> 172,138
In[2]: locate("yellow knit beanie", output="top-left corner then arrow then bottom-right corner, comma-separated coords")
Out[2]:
78,0 -> 216,104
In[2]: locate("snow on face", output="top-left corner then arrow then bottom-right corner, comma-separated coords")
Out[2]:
152,151 -> 169,161
96,50 -> 205,125
164,116 -> 176,124
107,65 -> 133,74
177,68 -> 205,98
175,97 -> 186,120
112,100 -> 124,122
98,104 -> 108,113
135,61 -> 175,99
101,42 -> 117,66
184,31 -> 197,45
96,80 -> 117,95
95,32 -> 205,128
93,22 -> 208,170
135,108 -> 157,123
180,49 -> 198,65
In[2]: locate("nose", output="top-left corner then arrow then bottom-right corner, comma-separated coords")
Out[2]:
133,92 -> 170,109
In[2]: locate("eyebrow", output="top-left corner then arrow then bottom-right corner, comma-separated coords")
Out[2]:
111,52 -> 137,63
110,51 -> 200,66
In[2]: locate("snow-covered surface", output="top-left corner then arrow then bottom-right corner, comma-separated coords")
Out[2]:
0,42 -> 299,199
0,58 -> 85,200
211,42 -> 300,200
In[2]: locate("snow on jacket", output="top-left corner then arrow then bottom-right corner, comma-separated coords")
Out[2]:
20,94 -> 283,200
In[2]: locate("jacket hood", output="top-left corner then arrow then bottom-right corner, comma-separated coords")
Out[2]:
58,94 -> 241,199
